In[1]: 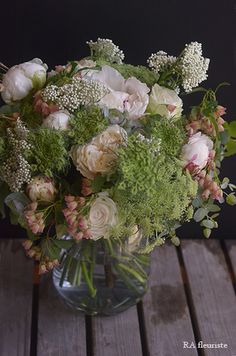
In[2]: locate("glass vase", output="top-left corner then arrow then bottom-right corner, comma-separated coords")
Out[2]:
53,237 -> 150,316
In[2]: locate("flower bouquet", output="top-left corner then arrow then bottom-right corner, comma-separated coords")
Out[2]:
0,38 -> 236,315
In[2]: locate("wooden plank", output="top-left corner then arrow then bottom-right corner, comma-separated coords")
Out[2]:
0,239 -> 34,356
93,306 -> 143,356
142,243 -> 198,356
182,240 -> 236,356
37,273 -> 87,356
225,240 -> 236,277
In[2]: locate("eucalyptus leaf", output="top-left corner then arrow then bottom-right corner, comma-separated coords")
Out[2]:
220,177 -> 229,189
5,192 -> 30,216
192,197 -> 203,208
208,204 -> 221,213
193,207 -> 208,222
201,219 -> 215,229
203,228 -> 211,238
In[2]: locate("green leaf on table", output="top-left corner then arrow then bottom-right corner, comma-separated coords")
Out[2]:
203,228 -> 211,238
171,236 -> 180,246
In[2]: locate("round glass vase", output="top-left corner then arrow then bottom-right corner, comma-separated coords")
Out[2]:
53,237 -> 150,316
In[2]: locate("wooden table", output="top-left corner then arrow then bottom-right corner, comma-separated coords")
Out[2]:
0,239 -> 236,356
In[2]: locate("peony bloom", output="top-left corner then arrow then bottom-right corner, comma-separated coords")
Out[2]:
181,132 -> 213,171
1,59 -> 47,103
147,84 -> 183,118
85,65 -> 150,120
42,110 -> 70,130
88,192 -> 118,240
26,176 -> 57,203
70,125 -> 127,179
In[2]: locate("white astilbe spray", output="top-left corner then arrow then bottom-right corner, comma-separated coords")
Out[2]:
87,38 -> 124,64
147,51 -> 177,74
42,77 -> 110,112
179,42 -> 210,93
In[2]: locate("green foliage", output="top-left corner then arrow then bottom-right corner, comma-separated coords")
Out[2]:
145,115 -> 186,156
27,128 -> 69,176
111,135 -> 198,236
223,120 -> 236,157
68,107 -> 108,145
20,96 -> 43,127
111,63 -> 159,87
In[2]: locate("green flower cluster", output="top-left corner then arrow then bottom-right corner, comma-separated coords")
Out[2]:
145,115 -> 187,156
27,128 -> 69,177
68,107 -> 109,145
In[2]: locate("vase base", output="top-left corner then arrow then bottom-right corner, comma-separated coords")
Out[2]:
53,268 -> 147,316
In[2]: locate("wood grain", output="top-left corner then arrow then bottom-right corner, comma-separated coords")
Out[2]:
142,243 -> 198,356
93,306 -> 143,356
225,240 -> 236,277
37,273 -> 87,356
181,240 -> 236,356
0,239 -> 34,356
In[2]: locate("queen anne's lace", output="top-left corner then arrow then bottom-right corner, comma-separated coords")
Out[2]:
42,78 -> 109,112
87,38 -> 124,64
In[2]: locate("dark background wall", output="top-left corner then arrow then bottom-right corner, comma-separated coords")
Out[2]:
1,0 -> 236,239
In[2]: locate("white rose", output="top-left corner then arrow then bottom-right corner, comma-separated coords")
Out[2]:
148,84 -> 183,119
70,125 -> 127,179
1,58 -> 47,103
85,65 -> 150,120
181,132 -> 213,170
88,192 -> 118,240
42,110 -> 70,130
26,176 -> 57,203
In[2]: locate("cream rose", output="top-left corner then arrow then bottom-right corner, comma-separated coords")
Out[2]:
85,65 -> 150,120
147,84 -> 183,119
26,176 -> 57,203
70,125 -> 127,179
1,59 -> 47,103
42,110 -> 70,130
181,132 -> 213,170
88,192 -> 118,240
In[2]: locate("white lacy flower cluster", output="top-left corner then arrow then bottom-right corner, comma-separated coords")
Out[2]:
180,42 -> 210,93
87,38 -> 124,64
148,42 -> 210,93
1,120 -> 32,191
42,77 -> 109,112
147,51 -> 177,74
